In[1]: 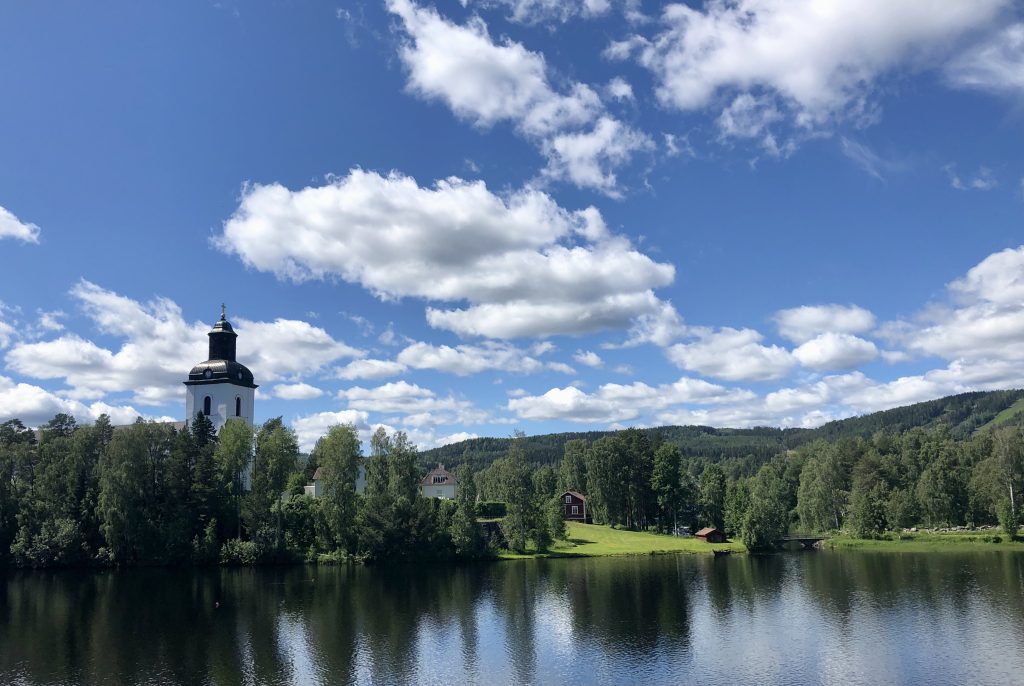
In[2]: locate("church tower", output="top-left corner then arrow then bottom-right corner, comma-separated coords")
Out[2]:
184,306 -> 257,432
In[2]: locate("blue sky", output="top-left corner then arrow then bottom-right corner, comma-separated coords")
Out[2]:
1,0 -> 1023,451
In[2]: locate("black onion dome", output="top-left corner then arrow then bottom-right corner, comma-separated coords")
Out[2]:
186,359 -> 257,387
183,307 -> 258,388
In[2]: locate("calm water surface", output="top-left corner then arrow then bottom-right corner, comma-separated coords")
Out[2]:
2,551 -> 1023,685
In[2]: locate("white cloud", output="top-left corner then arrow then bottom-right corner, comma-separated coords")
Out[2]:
542,116 -> 654,195
774,304 -> 876,343
840,137 -> 905,181
606,77 -> 635,101
666,327 -> 794,381
634,0 -> 1005,132
0,205 -> 40,243
271,383 -> 324,400
292,409 -> 371,453
4,281 -> 359,406
792,332 -> 878,371
389,0 -> 599,137
218,169 -> 677,339
885,246 -> 1024,362
466,0 -> 611,25
0,375 -> 167,428
0,320 -> 14,349
335,358 -> 408,380
436,430 -> 479,446
573,350 -> 603,368
387,0 -> 648,192
945,164 -> 998,191
398,341 -> 548,375
508,375 -> 753,423
946,24 -> 1024,95
339,380 -> 487,425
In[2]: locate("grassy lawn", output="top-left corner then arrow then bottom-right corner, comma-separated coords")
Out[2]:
824,530 -> 1024,552
498,521 -> 746,559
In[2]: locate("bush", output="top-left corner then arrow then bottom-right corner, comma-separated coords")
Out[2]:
220,539 -> 258,565
476,501 -> 507,518
996,500 -> 1019,540
991,535 -> 1003,544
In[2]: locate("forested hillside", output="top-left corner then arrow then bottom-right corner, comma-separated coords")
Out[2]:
420,390 -> 1024,470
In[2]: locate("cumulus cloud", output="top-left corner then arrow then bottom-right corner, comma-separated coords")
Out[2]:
774,304 -> 876,343
397,340 -> 565,375
631,0 -> 1005,135
573,350 -> 603,368
946,24 -> 1024,95
666,327 -> 794,381
271,383 -> 325,400
0,205 -> 41,243
465,0 -> 611,25
792,332 -> 878,371
387,0 -> 649,192
542,116 -> 654,195
890,246 -> 1024,361
339,380 -> 487,426
335,359 -> 408,380
4,281 -> 359,406
606,77 -> 635,101
292,409 -> 371,453
217,169 -> 677,339
508,375 -> 753,423
0,375 -> 169,428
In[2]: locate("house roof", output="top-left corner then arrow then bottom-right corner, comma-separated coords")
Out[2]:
562,490 -> 586,501
420,463 -> 456,486
312,466 -> 322,481
695,527 -> 721,536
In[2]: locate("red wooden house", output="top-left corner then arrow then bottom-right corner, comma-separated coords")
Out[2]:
695,527 -> 726,543
561,491 -> 591,523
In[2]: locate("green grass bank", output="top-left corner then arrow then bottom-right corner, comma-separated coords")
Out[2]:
499,521 -> 746,559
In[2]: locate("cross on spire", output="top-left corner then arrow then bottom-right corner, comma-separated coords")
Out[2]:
220,303 -> 226,320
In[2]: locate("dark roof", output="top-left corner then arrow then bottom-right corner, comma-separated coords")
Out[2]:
184,359 -> 257,388
420,464 -> 456,486
562,490 -> 586,501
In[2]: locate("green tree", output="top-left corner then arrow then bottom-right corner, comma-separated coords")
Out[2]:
558,439 -> 588,493
740,464 -> 789,551
311,424 -> 363,550
796,445 -> 849,532
97,424 -> 153,564
500,433 -> 535,553
215,419 -> 254,539
698,463 -> 727,530
724,477 -> 751,535
253,418 -> 300,552
652,443 -> 682,533
847,484 -> 888,538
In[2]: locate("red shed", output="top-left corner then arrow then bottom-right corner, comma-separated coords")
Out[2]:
560,491 -> 590,523
695,527 -> 726,543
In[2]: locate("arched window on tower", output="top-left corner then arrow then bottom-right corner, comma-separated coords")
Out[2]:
203,396 -> 211,416
235,397 -> 241,417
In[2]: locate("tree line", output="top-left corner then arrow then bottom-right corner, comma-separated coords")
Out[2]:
3,411 -> 1021,566
0,414 -> 498,568
473,423 -> 1023,549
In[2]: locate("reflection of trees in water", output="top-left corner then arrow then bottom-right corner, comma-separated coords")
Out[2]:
705,554 -> 788,619
4,553 -> 1023,684
490,560 -> 539,684
550,556 -> 694,661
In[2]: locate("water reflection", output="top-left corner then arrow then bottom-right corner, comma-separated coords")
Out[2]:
2,551 -> 1023,685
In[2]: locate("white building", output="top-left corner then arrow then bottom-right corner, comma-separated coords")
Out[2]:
419,464 -> 457,500
184,306 -> 257,433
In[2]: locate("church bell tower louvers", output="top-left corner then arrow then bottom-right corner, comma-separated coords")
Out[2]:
184,306 -> 257,432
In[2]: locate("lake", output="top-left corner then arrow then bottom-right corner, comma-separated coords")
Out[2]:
2,551 -> 1023,685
